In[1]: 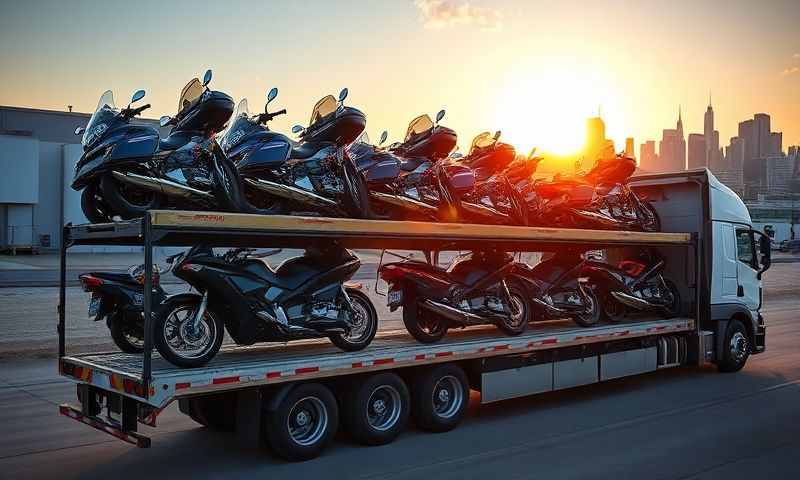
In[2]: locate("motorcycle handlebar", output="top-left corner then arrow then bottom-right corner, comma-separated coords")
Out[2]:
258,109 -> 287,124
121,104 -> 151,119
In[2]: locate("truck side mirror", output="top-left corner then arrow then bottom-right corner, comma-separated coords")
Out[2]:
756,231 -> 771,278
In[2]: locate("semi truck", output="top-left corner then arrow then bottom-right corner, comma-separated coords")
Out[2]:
57,168 -> 771,461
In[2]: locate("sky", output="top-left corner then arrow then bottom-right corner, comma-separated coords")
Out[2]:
1,0 -> 798,162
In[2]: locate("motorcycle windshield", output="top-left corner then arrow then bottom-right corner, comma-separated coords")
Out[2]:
220,99 -> 259,150
404,114 -> 433,142
468,132 -> 495,155
81,90 -> 117,148
177,78 -> 203,114
308,94 -> 337,128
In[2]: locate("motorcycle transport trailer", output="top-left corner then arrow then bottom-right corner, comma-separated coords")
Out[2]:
57,170 -> 767,461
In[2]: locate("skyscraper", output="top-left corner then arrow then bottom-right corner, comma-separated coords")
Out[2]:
688,133 -> 706,169
625,137 -> 634,158
584,116 -> 614,162
639,140 -> 658,172
658,107 -> 686,172
704,97 -> 721,169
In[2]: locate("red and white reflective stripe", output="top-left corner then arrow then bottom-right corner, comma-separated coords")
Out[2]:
59,404 -> 150,448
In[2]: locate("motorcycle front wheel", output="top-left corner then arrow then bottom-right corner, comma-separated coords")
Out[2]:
154,296 -> 224,368
637,200 -> 661,232
80,183 -> 112,223
100,172 -> 162,220
341,159 -> 371,218
329,289 -> 378,351
661,279 -> 682,319
214,159 -> 245,212
496,282 -> 530,335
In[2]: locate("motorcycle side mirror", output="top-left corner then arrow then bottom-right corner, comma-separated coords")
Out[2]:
528,147 -> 537,159
267,87 -> 278,105
435,109 -> 446,124
494,130 -> 502,141
202,69 -> 213,87
338,87 -> 349,103
379,130 -> 388,146
131,89 -> 146,104
159,115 -> 172,127
291,125 -> 305,135
74,126 -> 85,135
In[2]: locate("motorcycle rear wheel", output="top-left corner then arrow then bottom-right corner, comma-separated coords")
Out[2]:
661,279 -> 682,319
637,201 -> 661,232
108,312 -> 144,354
572,288 -> 602,327
403,294 -> 448,344
341,159 -> 371,218
100,173 -> 162,220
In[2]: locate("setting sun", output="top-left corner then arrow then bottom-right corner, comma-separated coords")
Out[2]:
493,62 -> 623,157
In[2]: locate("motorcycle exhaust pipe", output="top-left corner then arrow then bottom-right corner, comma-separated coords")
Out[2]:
369,191 -> 438,214
245,178 -> 339,209
421,299 -> 503,325
532,297 -> 568,314
112,171 -> 214,199
610,291 -> 654,310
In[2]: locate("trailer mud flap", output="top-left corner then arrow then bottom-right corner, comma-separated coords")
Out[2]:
59,404 -> 151,448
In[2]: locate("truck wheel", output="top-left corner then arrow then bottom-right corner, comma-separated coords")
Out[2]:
180,394 -> 236,431
412,363 -> 469,432
403,299 -> 448,344
342,373 -> 410,446
263,383 -> 338,462
329,289 -> 378,351
717,319 -> 750,373
496,282 -> 529,336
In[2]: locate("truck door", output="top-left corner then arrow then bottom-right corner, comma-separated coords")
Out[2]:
734,227 -> 760,310
712,222 -> 739,303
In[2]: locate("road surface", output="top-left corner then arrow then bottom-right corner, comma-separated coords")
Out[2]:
0,297 -> 798,479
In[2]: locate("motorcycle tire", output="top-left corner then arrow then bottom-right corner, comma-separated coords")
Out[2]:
100,172 -> 162,220
153,295 -> 224,368
402,292 -> 448,344
80,183 -> 111,223
240,177 -> 284,216
638,200 -> 661,232
601,295 -> 627,323
108,312 -> 144,354
496,282 -> 530,336
214,159 -> 245,213
341,159 -> 371,219
572,288 -> 602,327
329,289 -> 378,351
661,279 -> 682,319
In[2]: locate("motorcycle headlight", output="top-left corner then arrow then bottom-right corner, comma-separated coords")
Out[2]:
83,123 -> 108,148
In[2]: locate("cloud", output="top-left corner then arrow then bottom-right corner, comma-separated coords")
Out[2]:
783,66 -> 800,75
794,53 -> 800,59
414,0 -> 502,31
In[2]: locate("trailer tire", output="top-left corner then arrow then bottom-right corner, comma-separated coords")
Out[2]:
412,363 -> 469,433
181,394 -> 236,431
342,372 -> 410,446
263,383 -> 338,462
717,319 -> 750,373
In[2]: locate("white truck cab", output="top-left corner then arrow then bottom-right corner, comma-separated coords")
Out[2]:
631,168 -> 770,371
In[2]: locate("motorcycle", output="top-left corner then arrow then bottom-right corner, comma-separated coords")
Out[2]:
530,154 -> 660,231
154,245 -> 378,367
379,250 -> 530,343
583,249 -> 681,322
351,111 -> 472,221
72,70 -> 243,223
454,131 -> 530,226
510,250 -> 601,327
78,262 -> 171,353
221,87 -> 370,217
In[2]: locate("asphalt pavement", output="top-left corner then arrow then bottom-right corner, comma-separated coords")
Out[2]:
0,298 -> 798,479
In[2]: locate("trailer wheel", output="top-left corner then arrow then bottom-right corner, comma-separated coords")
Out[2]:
717,319 -> 750,373
342,372 -> 410,446
180,394 -> 236,431
263,383 -> 338,461
412,363 -> 469,432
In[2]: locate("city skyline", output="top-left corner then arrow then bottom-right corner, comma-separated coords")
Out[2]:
0,0 -> 798,158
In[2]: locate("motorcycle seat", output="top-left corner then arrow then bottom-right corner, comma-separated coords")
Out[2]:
289,142 -> 331,160
89,271 -> 140,285
243,256 -> 325,290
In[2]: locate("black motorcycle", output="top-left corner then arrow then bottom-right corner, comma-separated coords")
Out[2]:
510,250 -> 601,327
379,250 -> 530,343
583,250 -> 681,321
154,245 -> 378,367
78,263 -> 168,353
221,87 -> 371,217
72,70 -> 243,222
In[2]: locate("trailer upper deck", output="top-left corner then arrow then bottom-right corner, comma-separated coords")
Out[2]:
64,210 -> 694,250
